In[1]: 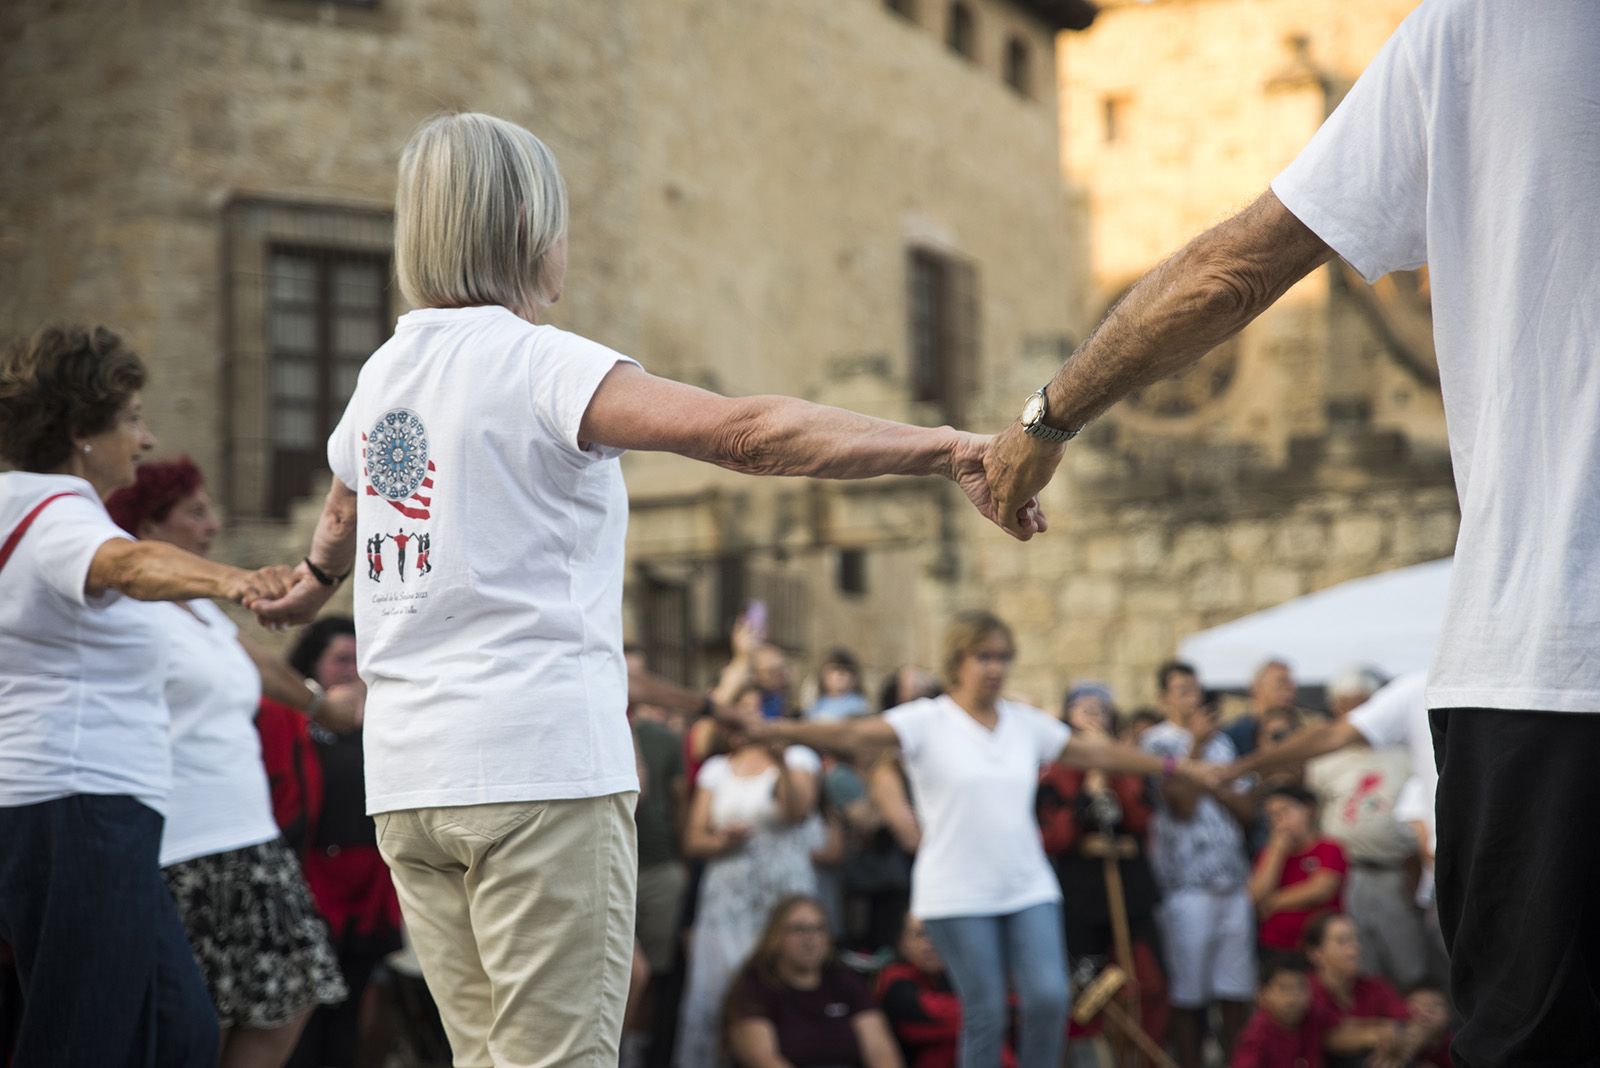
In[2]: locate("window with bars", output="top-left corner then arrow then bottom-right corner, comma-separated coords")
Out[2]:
908,247 -> 980,425
266,248 -> 390,516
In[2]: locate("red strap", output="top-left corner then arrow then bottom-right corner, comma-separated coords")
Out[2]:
0,492 -> 80,576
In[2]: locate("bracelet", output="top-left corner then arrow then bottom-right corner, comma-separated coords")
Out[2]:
304,557 -> 349,587
1162,755 -> 1177,780
302,678 -> 327,721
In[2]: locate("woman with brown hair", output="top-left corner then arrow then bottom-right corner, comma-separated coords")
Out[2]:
753,610 -> 1216,1068
0,325 -> 289,1066
724,896 -> 901,1068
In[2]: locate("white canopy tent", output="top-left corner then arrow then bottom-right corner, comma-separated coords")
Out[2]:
1177,557 -> 1453,689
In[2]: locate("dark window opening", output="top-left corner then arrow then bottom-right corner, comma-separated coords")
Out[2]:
947,2 -> 976,60
908,248 -> 980,425
885,0 -> 918,21
1004,36 -> 1032,97
266,248 -> 389,516
837,549 -> 868,597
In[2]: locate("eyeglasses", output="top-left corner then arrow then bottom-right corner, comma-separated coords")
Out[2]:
783,923 -> 829,936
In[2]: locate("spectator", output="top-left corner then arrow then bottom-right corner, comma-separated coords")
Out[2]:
1231,955 -> 1335,1068
107,459 -> 353,1068
1304,673 -> 1431,990
754,612 -> 1211,1068
628,707 -> 688,1067
826,752 -> 914,956
1303,912 -> 1429,1067
1406,986 -> 1455,1068
1140,661 -> 1258,1068
675,686 -> 824,1067
876,912 -> 1015,1068
1223,660 -> 1299,758
1036,686 -> 1168,1054
754,644 -> 795,720
1247,785 -> 1348,953
724,896 -> 901,1068
269,619 -> 403,1068
878,665 -> 942,714
0,324 -> 287,1066
1325,667 -> 1386,720
1125,708 -> 1164,745
810,649 -> 871,721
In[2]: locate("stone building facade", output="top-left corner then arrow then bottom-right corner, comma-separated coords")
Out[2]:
0,0 -> 1456,705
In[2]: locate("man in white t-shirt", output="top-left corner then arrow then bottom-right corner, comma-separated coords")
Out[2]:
986,4 -> 1600,1060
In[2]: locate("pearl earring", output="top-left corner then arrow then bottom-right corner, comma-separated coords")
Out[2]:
82,444 -> 92,454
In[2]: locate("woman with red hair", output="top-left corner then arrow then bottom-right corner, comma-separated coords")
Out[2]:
108,458 -> 361,1068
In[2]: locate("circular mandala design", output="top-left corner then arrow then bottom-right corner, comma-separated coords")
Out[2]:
366,408 -> 429,501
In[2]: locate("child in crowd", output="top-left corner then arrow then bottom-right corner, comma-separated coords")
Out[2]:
1232,955 -> 1336,1068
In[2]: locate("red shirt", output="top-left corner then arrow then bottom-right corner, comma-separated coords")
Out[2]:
1231,1003 -> 1340,1068
875,962 -> 1016,1068
1257,838 -> 1348,950
1310,974 -> 1410,1024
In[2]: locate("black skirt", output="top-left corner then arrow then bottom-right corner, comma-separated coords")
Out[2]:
163,837 -> 348,1028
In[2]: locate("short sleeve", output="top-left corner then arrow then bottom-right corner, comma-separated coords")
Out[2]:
28,495 -> 130,607
1317,840 -> 1350,877
828,963 -> 874,1015
1394,774 -> 1430,825
1022,706 -> 1071,764
326,390 -> 360,491
1271,19 -> 1430,283
783,745 -> 821,774
824,765 -> 867,808
695,755 -> 731,793
526,327 -> 640,460
885,699 -> 938,760
1349,680 -> 1415,750
1139,725 -> 1187,760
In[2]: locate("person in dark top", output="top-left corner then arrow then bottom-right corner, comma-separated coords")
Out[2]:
258,618 -> 404,1068
1303,912 -> 1431,1068
1035,688 -> 1168,1052
724,896 -> 902,1068
876,913 -> 1015,1068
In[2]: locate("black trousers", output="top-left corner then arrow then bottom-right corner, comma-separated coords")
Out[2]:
1432,708 -> 1600,1067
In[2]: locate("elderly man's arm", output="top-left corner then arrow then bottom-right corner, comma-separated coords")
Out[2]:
986,191 -> 1334,536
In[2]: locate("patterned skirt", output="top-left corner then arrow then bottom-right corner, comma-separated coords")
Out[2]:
163,837 -> 349,1029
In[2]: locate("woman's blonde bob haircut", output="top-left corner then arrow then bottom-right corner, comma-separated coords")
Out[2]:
395,112 -> 569,315
941,609 -> 1016,686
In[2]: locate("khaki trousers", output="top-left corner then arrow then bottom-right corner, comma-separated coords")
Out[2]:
375,794 -> 638,1068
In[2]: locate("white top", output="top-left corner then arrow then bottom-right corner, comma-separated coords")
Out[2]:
159,599 -> 279,866
1305,746 -> 1415,865
886,696 -> 1070,920
327,305 -> 641,814
1272,0 -> 1600,713
1348,671 -> 1436,849
0,472 -> 171,813
696,746 -> 822,830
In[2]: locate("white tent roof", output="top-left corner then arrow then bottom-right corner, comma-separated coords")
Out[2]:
1177,557 -> 1452,689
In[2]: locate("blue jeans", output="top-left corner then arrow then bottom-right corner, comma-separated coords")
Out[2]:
923,901 -> 1070,1068
0,795 -> 218,1067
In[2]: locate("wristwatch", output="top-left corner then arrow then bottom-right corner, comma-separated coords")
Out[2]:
1020,387 -> 1083,444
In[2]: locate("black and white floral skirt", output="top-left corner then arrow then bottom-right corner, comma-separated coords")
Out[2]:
163,837 -> 348,1029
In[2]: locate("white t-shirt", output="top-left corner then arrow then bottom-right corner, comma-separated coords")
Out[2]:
696,746 -> 822,831
1272,0 -> 1600,713
159,599 -> 280,866
1348,671 -> 1436,848
0,472 -> 171,812
327,305 -> 641,814
886,696 -> 1070,920
1139,722 -> 1249,894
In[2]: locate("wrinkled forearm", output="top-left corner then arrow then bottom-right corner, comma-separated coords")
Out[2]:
708,396 -> 958,481
88,539 -> 242,603
1041,190 -> 1333,431
308,476 -> 359,576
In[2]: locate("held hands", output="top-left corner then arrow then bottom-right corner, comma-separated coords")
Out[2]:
229,565 -> 296,611
1176,758 -> 1228,792
251,560 -> 339,629
982,423 -> 1065,541
316,682 -> 367,734
948,431 -> 1047,540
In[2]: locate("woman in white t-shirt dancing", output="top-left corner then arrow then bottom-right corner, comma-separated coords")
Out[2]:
0,325 -> 290,1066
757,611 -> 1213,1068
251,112 -> 1041,1067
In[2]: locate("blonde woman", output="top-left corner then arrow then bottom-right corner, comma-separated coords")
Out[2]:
754,610 -> 1216,1068
251,112 -> 1039,1067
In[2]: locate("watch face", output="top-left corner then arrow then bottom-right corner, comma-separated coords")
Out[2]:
1022,392 -> 1047,427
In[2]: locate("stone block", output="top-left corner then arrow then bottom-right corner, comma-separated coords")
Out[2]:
1225,520 -> 1275,563
1084,533 -> 1127,573
1170,525 -> 1226,572
1251,566 -> 1306,607
1189,563 -> 1247,612
1392,509 -> 1460,562
1272,518 -> 1330,565
1329,514 -> 1387,561
1061,574 -> 1123,617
